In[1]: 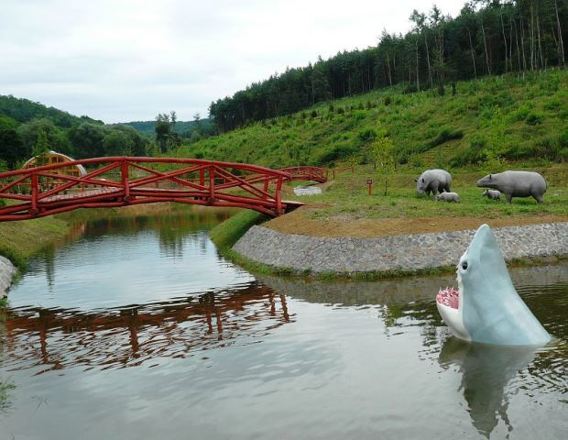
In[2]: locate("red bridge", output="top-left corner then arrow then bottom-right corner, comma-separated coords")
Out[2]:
0,157 -> 327,221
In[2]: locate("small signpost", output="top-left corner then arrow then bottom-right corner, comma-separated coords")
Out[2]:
367,178 -> 373,195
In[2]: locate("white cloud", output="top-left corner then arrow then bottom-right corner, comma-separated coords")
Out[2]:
0,0 -> 463,123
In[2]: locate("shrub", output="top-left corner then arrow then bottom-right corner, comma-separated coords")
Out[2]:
450,137 -> 488,166
526,112 -> 543,126
315,144 -> 357,164
358,129 -> 377,142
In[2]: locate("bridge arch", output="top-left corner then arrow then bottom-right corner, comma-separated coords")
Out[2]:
0,157 -> 326,221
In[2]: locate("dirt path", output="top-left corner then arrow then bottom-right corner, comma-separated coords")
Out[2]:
266,207 -> 568,238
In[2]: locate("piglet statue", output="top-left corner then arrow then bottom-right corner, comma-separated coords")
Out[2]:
436,224 -> 551,346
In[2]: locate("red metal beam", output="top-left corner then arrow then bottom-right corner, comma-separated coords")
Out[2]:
0,158 -> 327,222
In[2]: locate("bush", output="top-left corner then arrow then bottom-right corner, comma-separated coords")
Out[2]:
384,96 -> 392,106
314,144 -> 357,164
358,129 -> 377,142
429,127 -> 464,147
450,137 -> 488,166
526,112 -> 544,126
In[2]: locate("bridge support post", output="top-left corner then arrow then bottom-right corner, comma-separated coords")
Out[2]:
121,159 -> 131,202
31,173 -> 39,215
275,177 -> 283,215
208,166 -> 215,203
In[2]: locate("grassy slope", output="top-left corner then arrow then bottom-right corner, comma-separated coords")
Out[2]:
174,69 -> 567,169
0,217 -> 70,269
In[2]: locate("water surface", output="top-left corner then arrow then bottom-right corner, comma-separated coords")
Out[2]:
1,211 -> 566,439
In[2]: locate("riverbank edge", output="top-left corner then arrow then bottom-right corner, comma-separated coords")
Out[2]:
231,221 -> 568,279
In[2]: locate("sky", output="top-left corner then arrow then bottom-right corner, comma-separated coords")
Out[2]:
0,0 -> 463,123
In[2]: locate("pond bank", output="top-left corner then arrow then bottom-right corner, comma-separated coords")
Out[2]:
233,222 -> 568,277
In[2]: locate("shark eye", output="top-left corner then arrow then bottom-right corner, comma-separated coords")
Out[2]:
461,261 -> 468,270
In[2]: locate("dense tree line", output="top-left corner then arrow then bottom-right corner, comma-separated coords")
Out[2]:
0,96 -> 151,170
209,0 -> 567,132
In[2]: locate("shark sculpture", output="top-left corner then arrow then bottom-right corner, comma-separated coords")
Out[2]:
436,224 -> 551,346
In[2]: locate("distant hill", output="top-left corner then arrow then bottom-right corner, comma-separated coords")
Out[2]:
122,119 -> 214,137
0,95 -> 102,128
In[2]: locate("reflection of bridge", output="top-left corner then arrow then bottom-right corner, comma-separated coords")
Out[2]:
2,283 -> 291,373
0,157 -> 328,221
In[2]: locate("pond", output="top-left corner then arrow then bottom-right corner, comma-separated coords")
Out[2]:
1,209 -> 567,439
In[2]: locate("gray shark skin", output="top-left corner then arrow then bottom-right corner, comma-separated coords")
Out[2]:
437,224 -> 551,346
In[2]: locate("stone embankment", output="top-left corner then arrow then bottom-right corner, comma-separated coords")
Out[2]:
0,255 -> 16,299
233,222 -> 568,274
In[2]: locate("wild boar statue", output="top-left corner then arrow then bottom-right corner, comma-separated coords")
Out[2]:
416,169 -> 452,196
477,171 -> 547,204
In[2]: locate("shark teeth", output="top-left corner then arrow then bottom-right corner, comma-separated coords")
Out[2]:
437,287 -> 460,310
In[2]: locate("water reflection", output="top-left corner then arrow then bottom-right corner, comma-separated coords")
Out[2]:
439,338 -> 537,438
3,282 -> 291,373
260,265 -> 568,438
1,209 -> 567,439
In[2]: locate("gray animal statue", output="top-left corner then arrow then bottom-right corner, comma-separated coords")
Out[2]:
482,189 -> 501,201
415,169 -> 452,196
477,171 -> 547,203
435,192 -> 460,202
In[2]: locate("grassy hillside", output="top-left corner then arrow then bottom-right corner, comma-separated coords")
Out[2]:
173,69 -> 568,169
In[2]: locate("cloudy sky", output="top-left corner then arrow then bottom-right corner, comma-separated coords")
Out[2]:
0,0 -> 463,123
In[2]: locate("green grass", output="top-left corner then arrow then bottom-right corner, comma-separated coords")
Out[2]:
0,216 -> 70,270
303,165 -> 568,221
173,69 -> 568,170
209,210 -> 266,249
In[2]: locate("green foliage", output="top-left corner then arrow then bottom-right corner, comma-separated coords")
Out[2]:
372,130 -> 396,195
209,210 -> 266,250
172,69 -> 567,170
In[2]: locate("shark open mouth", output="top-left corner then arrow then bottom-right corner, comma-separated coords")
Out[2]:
437,287 -> 460,310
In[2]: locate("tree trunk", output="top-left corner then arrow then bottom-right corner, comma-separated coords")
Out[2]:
520,16 -> 527,73
500,10 -> 509,72
536,10 -> 544,69
481,21 -> 491,75
530,4 -> 535,70
415,40 -> 420,90
467,28 -> 477,78
513,17 -> 521,72
554,0 -> 566,65
424,33 -> 433,88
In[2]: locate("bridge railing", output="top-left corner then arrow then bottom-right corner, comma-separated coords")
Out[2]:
0,157 -> 292,220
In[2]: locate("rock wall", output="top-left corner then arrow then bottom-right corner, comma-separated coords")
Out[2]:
0,255 -> 16,298
233,222 -> 568,274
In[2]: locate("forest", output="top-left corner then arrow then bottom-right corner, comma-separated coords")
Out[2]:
209,0 -> 567,132
0,96 -> 210,170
